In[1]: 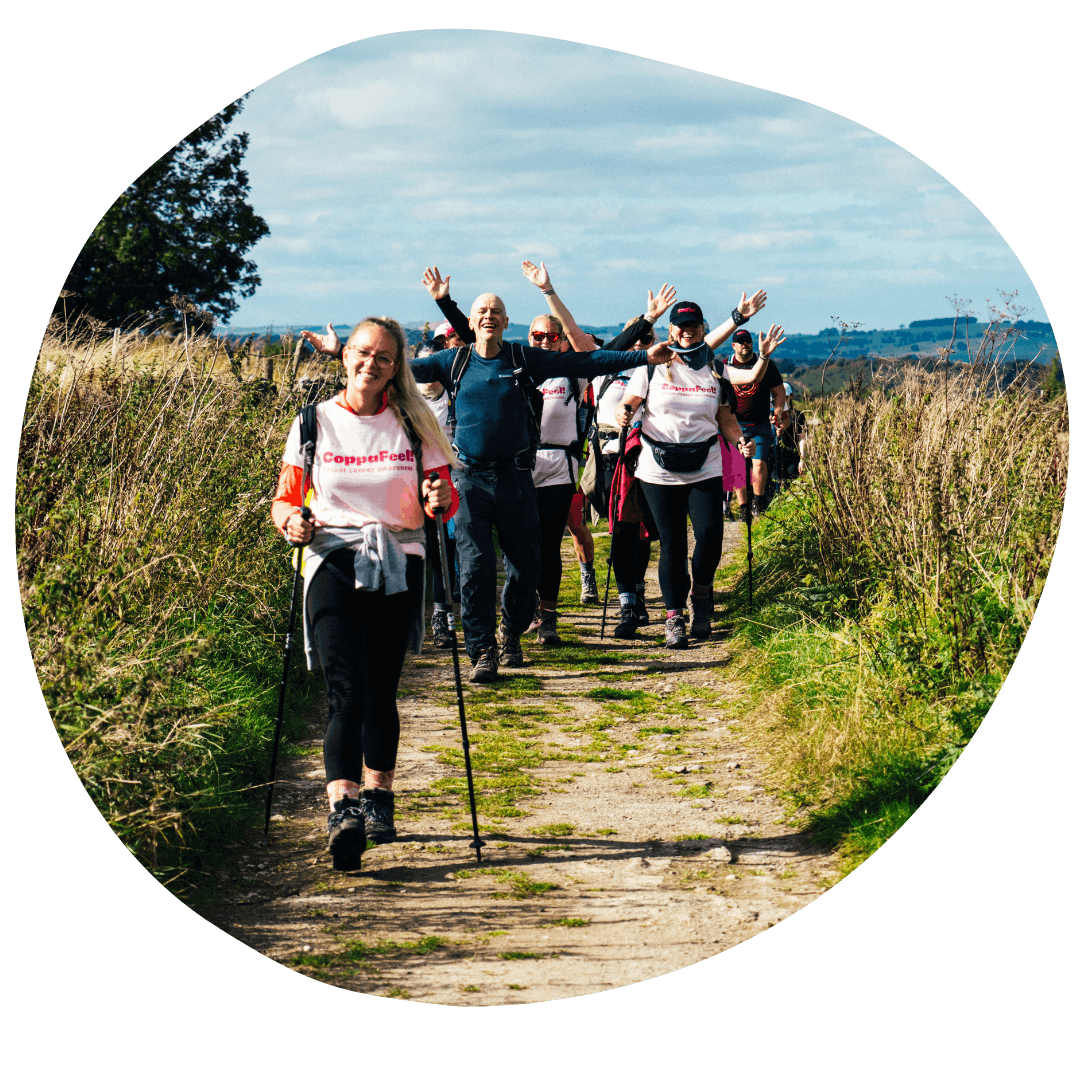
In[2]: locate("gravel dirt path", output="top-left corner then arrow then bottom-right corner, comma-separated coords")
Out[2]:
197,520 -> 838,1004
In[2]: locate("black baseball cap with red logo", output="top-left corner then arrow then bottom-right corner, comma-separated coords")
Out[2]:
732,328 -> 753,345
669,301 -> 705,326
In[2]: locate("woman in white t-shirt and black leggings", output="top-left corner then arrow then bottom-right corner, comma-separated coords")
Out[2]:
272,317 -> 459,871
617,301 -> 783,648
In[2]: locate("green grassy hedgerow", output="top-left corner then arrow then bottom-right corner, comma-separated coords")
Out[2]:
19,322 -> 321,890
720,362 -> 1067,873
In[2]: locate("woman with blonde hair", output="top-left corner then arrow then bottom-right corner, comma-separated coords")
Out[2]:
272,316 -> 460,870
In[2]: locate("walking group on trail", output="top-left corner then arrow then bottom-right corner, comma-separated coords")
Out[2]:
271,262 -> 799,870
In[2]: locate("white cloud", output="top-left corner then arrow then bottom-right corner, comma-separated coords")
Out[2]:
220,30 -> 1045,331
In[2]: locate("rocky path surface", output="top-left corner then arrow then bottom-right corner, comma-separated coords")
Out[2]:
198,521 -> 838,1004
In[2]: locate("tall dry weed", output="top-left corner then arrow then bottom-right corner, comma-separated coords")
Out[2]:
733,359 -> 1067,862
19,321 -> 319,885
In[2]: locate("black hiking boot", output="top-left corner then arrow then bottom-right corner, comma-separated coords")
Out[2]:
664,614 -> 689,650
469,645 -> 499,684
579,565 -> 599,604
360,787 -> 396,845
614,603 -> 639,639
689,592 -> 712,640
431,609 -> 454,649
537,609 -> 562,646
327,797 -> 366,871
497,622 -> 525,666
634,592 -> 650,626
752,494 -> 766,518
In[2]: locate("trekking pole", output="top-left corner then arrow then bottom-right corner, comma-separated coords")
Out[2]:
599,426 -> 628,641
264,439 -> 315,834
744,453 -> 754,614
428,472 -> 485,864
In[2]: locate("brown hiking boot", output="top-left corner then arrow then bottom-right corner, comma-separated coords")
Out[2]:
496,623 -> 524,667
469,646 -> 499,684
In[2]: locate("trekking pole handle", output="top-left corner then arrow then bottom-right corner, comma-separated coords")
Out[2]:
427,470 -> 446,519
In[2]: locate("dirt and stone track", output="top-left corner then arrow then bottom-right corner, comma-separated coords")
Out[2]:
198,520 -> 838,1004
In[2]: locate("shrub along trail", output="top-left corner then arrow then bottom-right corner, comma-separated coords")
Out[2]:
197,522 -> 838,1004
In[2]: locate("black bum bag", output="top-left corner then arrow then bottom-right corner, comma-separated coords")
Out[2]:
640,431 -> 717,473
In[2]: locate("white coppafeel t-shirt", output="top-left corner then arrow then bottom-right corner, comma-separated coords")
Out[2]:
625,360 -> 724,485
282,397 -> 449,555
532,377 -> 588,489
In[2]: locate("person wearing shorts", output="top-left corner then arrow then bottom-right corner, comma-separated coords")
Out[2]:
725,328 -> 786,519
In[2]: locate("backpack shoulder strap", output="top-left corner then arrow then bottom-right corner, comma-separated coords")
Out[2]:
446,344 -> 473,439
449,344 -> 472,391
597,373 -> 620,403
298,402 -> 318,448
399,412 -> 425,502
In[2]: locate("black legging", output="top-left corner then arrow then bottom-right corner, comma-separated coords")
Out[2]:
535,482 -> 577,603
308,550 -> 422,781
604,453 -> 654,594
639,477 -> 726,610
424,515 -> 456,605
611,530 -> 652,595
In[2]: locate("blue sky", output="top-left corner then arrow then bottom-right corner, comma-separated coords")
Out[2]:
223,30 -> 1047,335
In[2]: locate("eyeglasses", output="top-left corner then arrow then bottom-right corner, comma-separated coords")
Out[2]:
343,345 -> 396,367
530,331 -> 561,343
635,337 -> 655,348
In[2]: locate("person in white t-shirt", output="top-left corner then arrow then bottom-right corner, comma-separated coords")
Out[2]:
617,301 -> 782,648
526,313 -> 590,647
272,317 -> 460,871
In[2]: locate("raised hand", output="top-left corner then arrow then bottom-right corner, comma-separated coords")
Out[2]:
737,289 -> 767,319
422,266 -> 451,300
300,322 -> 342,356
522,260 -> 551,290
646,283 -> 677,321
759,323 -> 786,358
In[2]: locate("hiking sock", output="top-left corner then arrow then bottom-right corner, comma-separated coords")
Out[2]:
618,591 -> 637,608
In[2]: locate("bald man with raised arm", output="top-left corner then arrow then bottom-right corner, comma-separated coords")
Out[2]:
409,290 -> 676,683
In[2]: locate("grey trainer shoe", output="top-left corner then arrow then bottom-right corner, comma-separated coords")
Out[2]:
664,614 -> 689,650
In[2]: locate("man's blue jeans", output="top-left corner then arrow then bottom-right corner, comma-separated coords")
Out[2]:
451,461 -> 541,659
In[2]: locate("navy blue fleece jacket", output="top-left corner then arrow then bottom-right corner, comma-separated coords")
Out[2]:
410,343 -> 653,463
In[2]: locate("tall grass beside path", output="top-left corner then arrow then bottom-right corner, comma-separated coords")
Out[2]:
18,322 -> 318,890
722,365 -> 1067,873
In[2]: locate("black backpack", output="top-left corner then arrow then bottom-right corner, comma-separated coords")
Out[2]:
445,343 -> 545,458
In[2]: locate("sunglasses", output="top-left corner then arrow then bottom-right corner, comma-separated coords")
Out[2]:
530,331 -> 561,343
